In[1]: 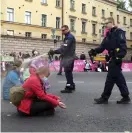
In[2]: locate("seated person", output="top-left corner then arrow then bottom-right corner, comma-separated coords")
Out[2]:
17,66 -> 66,116
3,60 -> 23,100
84,61 -> 91,72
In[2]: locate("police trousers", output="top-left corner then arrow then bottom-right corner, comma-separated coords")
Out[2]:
101,60 -> 129,99
63,58 -> 74,86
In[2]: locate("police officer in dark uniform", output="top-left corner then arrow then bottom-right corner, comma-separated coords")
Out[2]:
49,25 -> 76,93
89,17 -> 130,104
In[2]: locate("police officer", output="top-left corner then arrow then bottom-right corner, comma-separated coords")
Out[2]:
49,25 -> 76,93
89,17 -> 130,104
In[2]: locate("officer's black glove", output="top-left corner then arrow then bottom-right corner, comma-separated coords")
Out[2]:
114,58 -> 122,65
88,49 -> 97,57
48,50 -> 55,56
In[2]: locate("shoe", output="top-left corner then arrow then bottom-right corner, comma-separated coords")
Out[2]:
117,97 -> 131,104
71,84 -> 76,91
94,97 -> 108,104
57,73 -> 62,75
61,87 -> 73,93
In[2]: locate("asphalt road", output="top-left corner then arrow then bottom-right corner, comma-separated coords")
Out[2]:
1,72 -> 132,132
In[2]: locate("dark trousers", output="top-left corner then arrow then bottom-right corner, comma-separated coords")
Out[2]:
64,60 -> 74,86
101,60 -> 129,99
58,60 -> 63,73
18,100 -> 54,116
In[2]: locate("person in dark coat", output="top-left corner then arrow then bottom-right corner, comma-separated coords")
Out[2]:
89,17 -> 130,104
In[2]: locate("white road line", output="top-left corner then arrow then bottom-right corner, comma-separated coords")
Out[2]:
127,82 -> 132,84
58,81 -> 84,84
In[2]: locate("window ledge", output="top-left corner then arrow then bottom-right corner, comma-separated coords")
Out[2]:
92,33 -> 97,36
70,8 -> 76,12
81,32 -> 87,34
82,12 -> 87,15
55,6 -> 62,9
41,2 -> 48,6
92,14 -> 97,17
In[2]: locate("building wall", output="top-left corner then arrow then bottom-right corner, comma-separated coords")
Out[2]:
1,0 -> 132,47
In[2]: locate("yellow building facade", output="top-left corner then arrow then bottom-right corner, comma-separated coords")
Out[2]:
1,0 -> 132,47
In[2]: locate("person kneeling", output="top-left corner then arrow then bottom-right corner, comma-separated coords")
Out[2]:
17,66 -> 66,116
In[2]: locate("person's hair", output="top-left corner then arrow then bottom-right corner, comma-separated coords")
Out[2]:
106,17 -> 115,25
12,60 -> 22,70
36,66 -> 49,75
61,25 -> 69,29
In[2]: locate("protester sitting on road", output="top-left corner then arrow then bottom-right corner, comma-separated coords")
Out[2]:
3,60 -> 23,100
84,60 -> 91,72
17,66 -> 66,116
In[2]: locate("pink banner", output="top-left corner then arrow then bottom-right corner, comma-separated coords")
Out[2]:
122,63 -> 132,72
49,60 -> 85,72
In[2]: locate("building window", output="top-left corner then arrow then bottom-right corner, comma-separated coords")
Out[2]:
92,7 -> 96,16
56,17 -> 60,29
117,15 -> 120,23
56,0 -> 60,7
25,32 -> 31,37
56,36 -> 60,41
102,9 -> 105,18
70,19 -> 75,32
130,32 -> 132,40
123,17 -> 126,25
70,0 -> 75,10
7,30 -> 14,35
25,0 -> 33,2
110,12 -> 113,17
41,34 -> 47,39
42,0 -> 47,4
82,38 -> 86,43
25,11 -> 31,24
130,19 -> 132,26
82,4 -> 86,13
101,26 -> 105,36
82,21 -> 86,33
41,14 -> 47,27
7,8 -> 14,21
92,24 -> 96,35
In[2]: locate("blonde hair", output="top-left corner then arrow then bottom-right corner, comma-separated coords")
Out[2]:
36,66 -> 49,75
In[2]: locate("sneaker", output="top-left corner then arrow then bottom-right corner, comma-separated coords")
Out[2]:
117,97 -> 131,104
94,97 -> 108,104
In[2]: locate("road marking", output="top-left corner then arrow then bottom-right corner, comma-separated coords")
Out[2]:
58,81 -> 84,84
127,82 -> 132,84
7,114 -> 11,117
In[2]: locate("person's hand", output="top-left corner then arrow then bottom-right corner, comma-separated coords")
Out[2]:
58,102 -> 67,109
48,49 -> 55,55
88,49 -> 97,56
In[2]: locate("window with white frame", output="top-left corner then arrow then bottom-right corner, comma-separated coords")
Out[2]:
25,32 -> 32,37
41,34 -> 47,39
56,17 -> 60,29
56,35 -> 61,41
56,0 -> 60,7
82,4 -> 86,13
92,7 -> 96,16
70,19 -> 75,31
102,9 -> 105,18
130,19 -> 132,26
42,0 -> 47,4
117,15 -> 120,23
92,24 -> 96,34
25,11 -> 31,24
130,32 -> 132,40
41,14 -> 47,27
110,12 -> 113,17
70,0 -> 75,9
7,30 -> 14,35
82,21 -> 86,33
123,17 -> 126,25
7,8 -> 14,21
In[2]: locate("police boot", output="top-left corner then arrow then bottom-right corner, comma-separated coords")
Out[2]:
71,83 -> 76,91
94,97 -> 108,104
117,97 -> 131,104
61,85 -> 73,93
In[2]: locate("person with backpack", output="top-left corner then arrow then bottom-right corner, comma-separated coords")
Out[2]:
3,60 -> 23,100
16,66 -> 66,116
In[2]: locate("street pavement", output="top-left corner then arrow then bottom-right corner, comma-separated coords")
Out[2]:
1,72 -> 132,132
